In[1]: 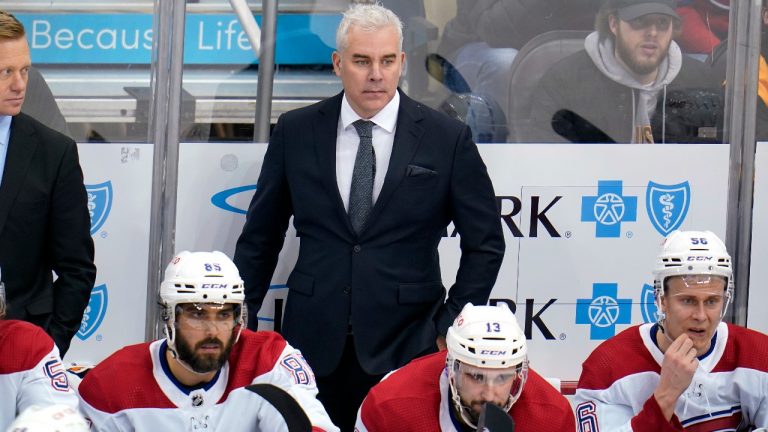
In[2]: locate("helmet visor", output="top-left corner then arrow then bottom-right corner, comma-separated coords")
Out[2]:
453,360 -> 528,406
174,303 -> 239,331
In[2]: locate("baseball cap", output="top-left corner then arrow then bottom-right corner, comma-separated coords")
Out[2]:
608,0 -> 680,21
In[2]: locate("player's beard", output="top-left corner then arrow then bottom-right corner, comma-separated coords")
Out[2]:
615,27 -> 670,76
176,332 -> 235,373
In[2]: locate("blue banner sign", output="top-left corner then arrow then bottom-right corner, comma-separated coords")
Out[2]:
17,13 -> 339,65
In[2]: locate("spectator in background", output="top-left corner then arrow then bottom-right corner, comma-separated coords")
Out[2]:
527,0 -> 717,143
355,303 -> 575,432
0,268 -> 80,431
233,4 -> 505,430
0,9 -> 95,357
78,251 -> 336,431
437,0 -> 601,116
575,230 -> 768,431
676,0 -> 729,58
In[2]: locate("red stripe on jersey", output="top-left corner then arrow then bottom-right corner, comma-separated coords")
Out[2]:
683,411 -> 741,431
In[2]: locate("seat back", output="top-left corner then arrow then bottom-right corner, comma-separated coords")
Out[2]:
505,30 -> 590,142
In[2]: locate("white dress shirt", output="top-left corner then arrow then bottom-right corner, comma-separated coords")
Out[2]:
0,115 -> 12,187
336,91 -> 399,211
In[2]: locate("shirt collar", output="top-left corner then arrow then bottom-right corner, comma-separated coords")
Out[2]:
340,90 -> 400,133
0,115 -> 12,147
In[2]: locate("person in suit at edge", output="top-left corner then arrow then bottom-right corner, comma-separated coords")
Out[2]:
0,10 -> 95,357
233,3 -> 505,430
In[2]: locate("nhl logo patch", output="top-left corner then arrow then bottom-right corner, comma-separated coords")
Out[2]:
85,181 -> 113,236
77,284 -> 108,341
645,181 -> 690,236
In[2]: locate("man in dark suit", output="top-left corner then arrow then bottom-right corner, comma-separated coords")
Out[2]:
234,4 -> 504,430
0,10 -> 95,357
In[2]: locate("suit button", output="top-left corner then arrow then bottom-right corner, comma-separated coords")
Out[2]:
343,286 -> 351,294
353,245 -> 361,253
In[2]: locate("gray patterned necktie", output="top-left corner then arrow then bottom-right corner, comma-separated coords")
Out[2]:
349,120 -> 375,234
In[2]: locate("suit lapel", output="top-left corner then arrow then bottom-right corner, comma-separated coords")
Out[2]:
366,91 -> 425,228
314,93 -> 355,232
0,114 -> 38,235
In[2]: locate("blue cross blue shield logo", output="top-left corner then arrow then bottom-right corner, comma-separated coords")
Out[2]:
77,284 -> 108,341
86,181 -> 113,235
646,181 -> 690,236
576,283 -> 632,340
581,180 -> 638,237
640,283 -> 659,324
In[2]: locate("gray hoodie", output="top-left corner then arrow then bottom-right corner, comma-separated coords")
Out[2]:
584,31 -> 683,143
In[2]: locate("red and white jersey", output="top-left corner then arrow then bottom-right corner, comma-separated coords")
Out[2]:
575,322 -> 768,431
0,320 -> 79,430
78,330 -> 337,431
354,351 -> 575,432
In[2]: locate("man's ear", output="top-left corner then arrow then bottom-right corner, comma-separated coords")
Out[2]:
608,14 -> 619,37
332,51 -> 342,76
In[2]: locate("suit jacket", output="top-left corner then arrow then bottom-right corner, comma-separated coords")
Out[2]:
234,90 -> 504,376
0,113 -> 96,356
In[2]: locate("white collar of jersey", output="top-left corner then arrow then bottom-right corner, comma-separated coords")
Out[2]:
640,322 -> 729,373
150,339 -> 230,409
438,367 -> 464,432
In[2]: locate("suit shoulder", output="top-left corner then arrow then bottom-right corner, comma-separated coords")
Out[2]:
0,320 -> 55,373
14,112 -> 75,146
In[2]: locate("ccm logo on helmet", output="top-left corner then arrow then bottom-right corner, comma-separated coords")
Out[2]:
201,283 -> 229,289
687,256 -> 713,261
480,350 -> 507,355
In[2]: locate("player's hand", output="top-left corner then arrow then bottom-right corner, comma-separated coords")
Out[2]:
654,334 -> 698,421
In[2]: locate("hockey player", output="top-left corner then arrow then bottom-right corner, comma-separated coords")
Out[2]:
575,230 -> 768,431
354,303 -> 575,431
0,268 -> 79,431
77,251 -> 337,431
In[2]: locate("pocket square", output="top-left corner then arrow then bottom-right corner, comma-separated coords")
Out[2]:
406,165 -> 438,177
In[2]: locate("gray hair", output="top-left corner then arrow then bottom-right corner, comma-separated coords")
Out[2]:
336,3 -> 403,53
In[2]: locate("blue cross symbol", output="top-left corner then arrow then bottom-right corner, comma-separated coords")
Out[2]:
576,283 -> 632,340
581,180 -> 637,238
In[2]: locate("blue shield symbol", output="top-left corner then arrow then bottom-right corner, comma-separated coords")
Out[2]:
86,181 -> 113,235
640,283 -> 658,324
77,284 -> 108,341
646,181 -> 690,236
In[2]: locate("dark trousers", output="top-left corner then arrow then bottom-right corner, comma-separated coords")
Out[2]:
316,335 -> 385,432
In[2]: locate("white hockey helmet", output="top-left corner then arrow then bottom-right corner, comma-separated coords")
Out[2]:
446,303 -> 529,427
160,251 -> 247,350
6,404 -> 89,432
653,230 -> 733,319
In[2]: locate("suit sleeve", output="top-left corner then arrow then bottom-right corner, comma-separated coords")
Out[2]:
435,125 -> 505,335
234,116 -> 294,329
48,140 -> 96,355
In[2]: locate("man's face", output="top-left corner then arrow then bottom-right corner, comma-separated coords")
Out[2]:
174,303 -> 237,373
610,13 -> 674,77
455,363 -> 523,422
660,275 -> 726,356
332,24 -> 404,119
0,37 -> 30,116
